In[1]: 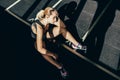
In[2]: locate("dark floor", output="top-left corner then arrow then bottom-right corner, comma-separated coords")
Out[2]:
0,5 -> 119,80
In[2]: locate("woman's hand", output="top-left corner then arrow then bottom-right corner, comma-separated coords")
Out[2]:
52,53 -> 58,60
46,51 -> 58,60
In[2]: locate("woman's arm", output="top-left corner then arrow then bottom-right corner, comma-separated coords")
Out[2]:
36,23 -> 47,54
36,24 -> 58,59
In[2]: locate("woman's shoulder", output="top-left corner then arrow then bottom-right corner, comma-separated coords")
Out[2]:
31,22 -> 43,34
35,20 -> 44,28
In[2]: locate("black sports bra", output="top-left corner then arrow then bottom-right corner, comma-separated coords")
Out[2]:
31,19 -> 55,41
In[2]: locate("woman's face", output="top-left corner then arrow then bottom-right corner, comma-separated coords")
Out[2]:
47,9 -> 59,24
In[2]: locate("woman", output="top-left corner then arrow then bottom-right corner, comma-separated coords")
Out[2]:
31,7 -> 87,79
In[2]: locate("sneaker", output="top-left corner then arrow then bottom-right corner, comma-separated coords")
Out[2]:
59,67 -> 69,79
72,43 -> 87,53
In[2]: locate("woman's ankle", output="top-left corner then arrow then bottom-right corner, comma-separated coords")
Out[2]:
57,63 -> 63,70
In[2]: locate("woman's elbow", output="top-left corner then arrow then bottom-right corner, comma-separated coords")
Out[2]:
37,48 -> 47,55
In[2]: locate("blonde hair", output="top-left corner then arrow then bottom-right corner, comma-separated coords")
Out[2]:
35,7 -> 54,20
36,10 -> 45,20
44,7 -> 53,16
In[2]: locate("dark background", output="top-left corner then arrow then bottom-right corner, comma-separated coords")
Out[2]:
0,0 -> 120,80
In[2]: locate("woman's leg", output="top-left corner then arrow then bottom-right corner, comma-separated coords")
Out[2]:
60,28 -> 79,46
42,54 -> 68,79
35,41 -> 62,69
34,41 -> 68,78
60,28 -> 87,51
42,54 -> 62,69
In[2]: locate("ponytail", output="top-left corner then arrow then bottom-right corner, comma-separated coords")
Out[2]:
35,10 -> 45,20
